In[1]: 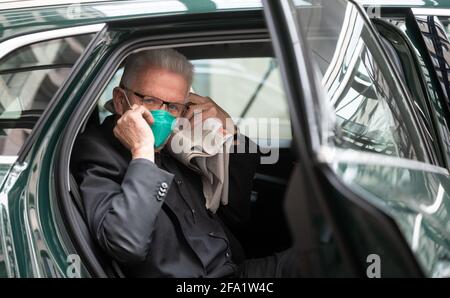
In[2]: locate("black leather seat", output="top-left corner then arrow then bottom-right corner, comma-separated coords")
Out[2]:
68,105 -> 125,277
69,172 -> 125,277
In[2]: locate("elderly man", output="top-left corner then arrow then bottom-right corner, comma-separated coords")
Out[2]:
72,49 -> 298,277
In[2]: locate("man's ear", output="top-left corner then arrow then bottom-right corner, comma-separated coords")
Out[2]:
112,87 -> 125,115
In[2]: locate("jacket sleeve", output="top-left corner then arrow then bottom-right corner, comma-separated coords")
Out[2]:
217,134 -> 260,229
72,135 -> 174,264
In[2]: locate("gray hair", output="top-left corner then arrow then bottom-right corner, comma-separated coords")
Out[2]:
120,48 -> 194,90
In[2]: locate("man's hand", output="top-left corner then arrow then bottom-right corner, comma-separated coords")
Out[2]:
184,93 -> 236,136
113,104 -> 155,162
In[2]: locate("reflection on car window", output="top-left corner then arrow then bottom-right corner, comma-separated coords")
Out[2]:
192,58 -> 291,143
329,43 -> 416,158
0,128 -> 31,156
0,34 -> 94,158
296,0 -> 425,161
0,35 -> 93,71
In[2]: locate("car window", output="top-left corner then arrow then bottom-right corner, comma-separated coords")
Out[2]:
98,56 -> 291,147
191,58 -> 291,145
437,16 -> 450,39
0,33 -> 94,185
295,0 -> 427,161
0,34 -> 94,159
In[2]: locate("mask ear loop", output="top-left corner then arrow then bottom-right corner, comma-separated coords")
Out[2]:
121,88 -> 133,110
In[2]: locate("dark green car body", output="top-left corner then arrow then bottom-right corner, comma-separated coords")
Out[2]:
0,0 -> 449,278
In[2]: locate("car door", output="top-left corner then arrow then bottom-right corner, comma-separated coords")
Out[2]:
0,22 -> 101,277
263,0 -> 449,277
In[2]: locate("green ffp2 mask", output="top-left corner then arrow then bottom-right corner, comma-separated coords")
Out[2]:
150,110 -> 176,149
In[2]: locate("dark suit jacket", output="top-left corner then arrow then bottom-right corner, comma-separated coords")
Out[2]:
71,116 -> 260,277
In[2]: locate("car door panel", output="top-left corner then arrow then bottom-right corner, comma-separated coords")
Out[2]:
264,0 -> 436,276
0,22 -> 101,276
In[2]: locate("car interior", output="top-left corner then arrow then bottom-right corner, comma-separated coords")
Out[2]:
63,10 -> 414,277
67,41 -> 296,276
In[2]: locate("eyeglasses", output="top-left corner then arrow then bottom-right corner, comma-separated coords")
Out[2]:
120,85 -> 187,116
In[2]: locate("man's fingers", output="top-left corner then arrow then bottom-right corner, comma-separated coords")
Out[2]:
187,93 -> 208,104
122,105 -> 154,125
137,106 -> 154,125
184,103 -> 213,119
121,104 -> 140,117
142,110 -> 154,125
188,107 -> 218,127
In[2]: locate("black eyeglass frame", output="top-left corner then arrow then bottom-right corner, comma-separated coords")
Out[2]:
120,84 -> 188,115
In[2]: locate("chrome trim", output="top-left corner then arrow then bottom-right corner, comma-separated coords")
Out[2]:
411,213 -> 422,252
318,146 -> 450,176
0,0 -> 111,10
356,0 -> 427,5
412,8 -> 450,17
420,184 -> 445,214
0,24 -> 104,61
23,193 -> 41,278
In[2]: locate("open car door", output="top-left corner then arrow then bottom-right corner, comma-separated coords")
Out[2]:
263,0 -> 429,277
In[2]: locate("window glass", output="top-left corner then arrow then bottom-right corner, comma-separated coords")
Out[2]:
437,16 -> 450,39
192,58 -> 291,144
0,33 -> 94,162
294,0 -> 425,160
0,35 -> 93,71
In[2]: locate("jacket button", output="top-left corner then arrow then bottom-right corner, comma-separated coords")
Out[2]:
161,182 -> 168,189
225,252 -> 230,258
156,195 -> 163,201
158,190 -> 166,197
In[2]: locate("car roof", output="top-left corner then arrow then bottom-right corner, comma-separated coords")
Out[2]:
3,0 -> 450,43
0,0 -> 263,42
355,0 -> 450,8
